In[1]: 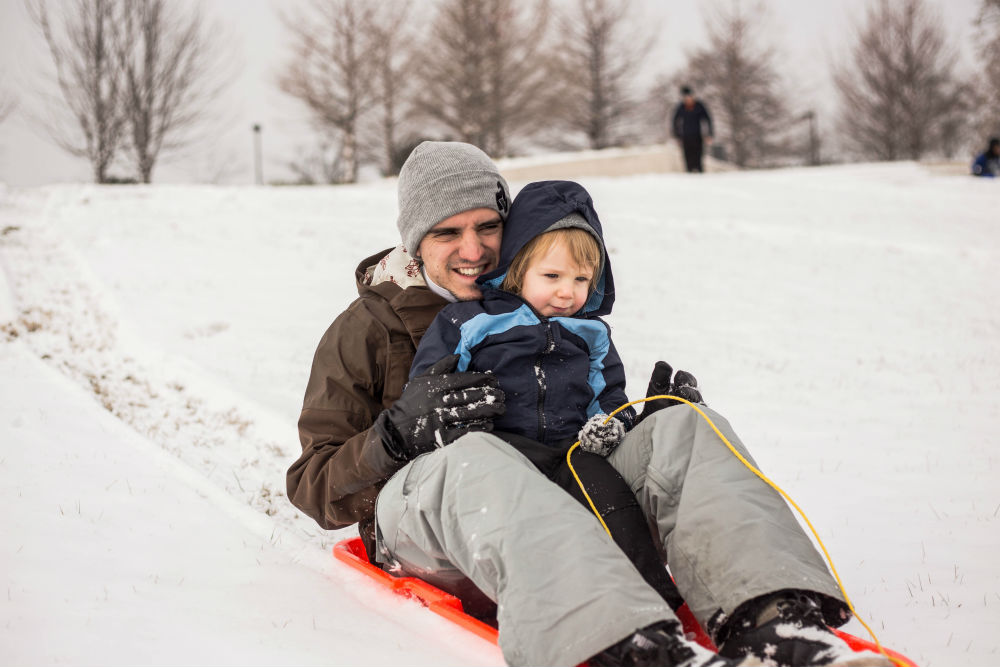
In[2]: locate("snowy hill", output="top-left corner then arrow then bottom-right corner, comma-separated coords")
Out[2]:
1,163 -> 998,666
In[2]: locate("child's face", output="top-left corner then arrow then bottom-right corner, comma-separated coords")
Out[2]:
520,240 -> 595,317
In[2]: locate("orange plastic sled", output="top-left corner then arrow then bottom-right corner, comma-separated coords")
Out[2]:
333,538 -> 917,666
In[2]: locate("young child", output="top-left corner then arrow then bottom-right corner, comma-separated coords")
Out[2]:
411,179 -> 682,609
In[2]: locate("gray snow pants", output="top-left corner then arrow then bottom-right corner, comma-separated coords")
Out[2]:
374,405 -> 844,667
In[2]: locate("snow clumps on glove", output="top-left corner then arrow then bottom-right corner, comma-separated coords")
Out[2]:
577,413 -> 626,457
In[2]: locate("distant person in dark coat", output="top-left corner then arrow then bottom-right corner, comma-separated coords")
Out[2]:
971,137 -> 1000,177
672,86 -> 713,173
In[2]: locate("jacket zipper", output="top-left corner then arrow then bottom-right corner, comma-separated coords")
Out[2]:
535,320 -> 555,442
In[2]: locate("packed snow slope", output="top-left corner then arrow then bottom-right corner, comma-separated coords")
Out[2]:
1,162 -> 997,667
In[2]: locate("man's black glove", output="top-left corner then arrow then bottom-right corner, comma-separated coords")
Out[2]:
636,361 -> 704,424
373,354 -> 506,462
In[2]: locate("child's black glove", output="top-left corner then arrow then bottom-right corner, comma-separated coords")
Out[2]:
374,354 -> 506,462
636,361 -> 704,424
577,413 -> 626,457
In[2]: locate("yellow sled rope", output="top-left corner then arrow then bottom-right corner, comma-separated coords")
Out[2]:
565,395 -> 905,667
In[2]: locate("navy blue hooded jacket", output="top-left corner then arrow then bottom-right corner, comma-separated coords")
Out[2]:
971,138 -> 999,177
410,181 -> 636,446
672,100 -> 713,139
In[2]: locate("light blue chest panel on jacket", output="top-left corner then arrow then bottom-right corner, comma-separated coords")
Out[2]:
453,303 -> 612,419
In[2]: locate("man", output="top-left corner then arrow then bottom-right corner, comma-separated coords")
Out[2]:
288,141 -> 507,557
287,141 -> 891,667
672,86 -> 714,173
971,137 -> 1000,177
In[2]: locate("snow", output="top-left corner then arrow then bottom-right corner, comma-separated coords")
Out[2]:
495,143 -> 694,169
1,162 -> 998,666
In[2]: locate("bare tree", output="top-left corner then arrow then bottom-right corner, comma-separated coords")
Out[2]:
636,75 -> 678,145
414,0 -> 552,157
484,0 -> 554,156
979,0 -> 1000,20
935,79 -> 977,158
973,0 -> 1000,139
279,0 -> 379,184
366,0 -> 418,175
114,0 -> 231,183
26,0 -> 127,183
412,0 -> 489,151
833,0 -> 961,161
549,0 -> 655,150
676,1 -> 797,168
286,133 -> 345,185
0,88 -> 16,124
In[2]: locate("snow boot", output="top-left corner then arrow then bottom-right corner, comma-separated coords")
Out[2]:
589,620 -> 737,667
717,592 -> 894,667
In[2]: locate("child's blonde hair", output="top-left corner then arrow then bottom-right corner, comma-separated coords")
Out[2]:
501,227 -> 602,295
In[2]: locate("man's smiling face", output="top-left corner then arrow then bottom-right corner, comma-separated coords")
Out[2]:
416,208 -> 503,301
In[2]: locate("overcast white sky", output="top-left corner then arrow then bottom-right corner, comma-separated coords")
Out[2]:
0,0 -> 984,187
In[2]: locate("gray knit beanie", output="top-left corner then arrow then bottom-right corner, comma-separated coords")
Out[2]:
546,212 -> 606,279
396,141 -> 511,255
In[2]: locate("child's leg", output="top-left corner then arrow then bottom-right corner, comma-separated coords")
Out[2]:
607,406 -> 846,634
553,449 -> 684,611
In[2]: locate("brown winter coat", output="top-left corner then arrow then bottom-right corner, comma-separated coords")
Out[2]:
286,249 -> 447,555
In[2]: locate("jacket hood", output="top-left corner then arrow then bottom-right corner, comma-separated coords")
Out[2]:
478,180 -> 616,317
354,248 -> 446,348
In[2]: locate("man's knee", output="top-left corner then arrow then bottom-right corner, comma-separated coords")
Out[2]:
624,405 -> 699,448
641,402 -> 731,435
639,404 -> 758,474
612,405 -> 729,479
